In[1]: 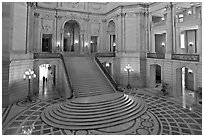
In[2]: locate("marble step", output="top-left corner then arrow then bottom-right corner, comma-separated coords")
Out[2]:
51,98 -> 140,119
69,94 -> 127,106
73,90 -> 114,94
73,85 -> 112,90
41,97 -> 146,130
74,92 -> 114,98
45,100 -> 141,122
59,97 -> 133,113
72,92 -> 123,103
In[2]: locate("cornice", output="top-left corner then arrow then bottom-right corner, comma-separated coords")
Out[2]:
35,3 -> 148,17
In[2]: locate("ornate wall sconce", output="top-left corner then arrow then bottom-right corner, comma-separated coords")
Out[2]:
188,42 -> 193,47
161,42 -> 166,47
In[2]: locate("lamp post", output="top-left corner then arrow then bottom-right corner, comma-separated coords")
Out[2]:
23,69 -> 36,102
124,64 -> 134,89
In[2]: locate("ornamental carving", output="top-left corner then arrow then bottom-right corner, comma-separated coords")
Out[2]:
91,3 -> 102,10
41,19 -> 53,33
62,2 -> 85,10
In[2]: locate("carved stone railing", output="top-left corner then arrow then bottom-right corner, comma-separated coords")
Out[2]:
34,53 -> 73,98
171,54 -> 199,62
147,53 -> 165,59
94,55 -> 119,92
95,52 -> 116,57
34,53 -> 61,58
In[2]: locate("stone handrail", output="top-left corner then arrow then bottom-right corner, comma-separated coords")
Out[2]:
94,55 -> 119,92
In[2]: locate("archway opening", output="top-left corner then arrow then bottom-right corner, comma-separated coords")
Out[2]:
108,20 -> 116,52
90,36 -> 98,53
63,20 -> 80,52
150,64 -> 162,87
176,67 -> 195,108
39,64 -> 56,97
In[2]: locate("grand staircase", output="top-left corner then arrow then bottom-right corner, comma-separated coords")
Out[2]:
41,54 -> 147,130
64,56 -> 115,98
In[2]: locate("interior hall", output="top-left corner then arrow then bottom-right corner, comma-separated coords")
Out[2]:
2,2 -> 202,135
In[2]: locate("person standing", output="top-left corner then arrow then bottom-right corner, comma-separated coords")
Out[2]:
43,76 -> 45,94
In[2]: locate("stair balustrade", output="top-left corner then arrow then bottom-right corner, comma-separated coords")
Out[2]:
94,54 -> 119,92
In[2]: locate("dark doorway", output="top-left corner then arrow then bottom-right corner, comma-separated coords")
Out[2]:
91,36 -> 98,53
42,34 -> 52,52
156,65 -> 161,83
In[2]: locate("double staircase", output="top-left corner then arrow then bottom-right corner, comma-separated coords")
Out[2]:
41,54 -> 147,130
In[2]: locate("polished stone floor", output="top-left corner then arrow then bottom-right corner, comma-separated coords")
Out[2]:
2,88 -> 202,135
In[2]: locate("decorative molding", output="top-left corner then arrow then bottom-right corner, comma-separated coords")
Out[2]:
34,12 -> 40,17
41,19 -> 53,33
102,19 -> 106,23
83,18 -> 90,22
91,3 -> 102,10
171,54 -> 199,62
27,2 -> 36,7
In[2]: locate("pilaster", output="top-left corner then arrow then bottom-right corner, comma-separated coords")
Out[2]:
165,3 -> 173,59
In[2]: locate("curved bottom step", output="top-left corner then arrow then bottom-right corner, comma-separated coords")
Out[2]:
41,92 -> 147,130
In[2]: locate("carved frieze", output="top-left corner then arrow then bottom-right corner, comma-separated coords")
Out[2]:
91,3 -> 102,10
41,19 -> 53,33
34,12 -> 40,17
62,2 -> 85,10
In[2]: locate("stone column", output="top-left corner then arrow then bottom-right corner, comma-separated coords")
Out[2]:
79,31 -> 84,53
102,19 -> 107,52
33,12 -> 40,52
27,2 -> 35,54
152,33 -> 155,53
172,4 -> 176,54
165,3 -> 174,59
147,12 -> 151,53
84,18 -> 90,54
61,28 -> 64,52
2,2 -> 12,106
122,13 -> 126,52
197,23 -> 202,62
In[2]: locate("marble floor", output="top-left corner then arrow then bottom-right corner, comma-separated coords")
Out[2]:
2,88 -> 202,135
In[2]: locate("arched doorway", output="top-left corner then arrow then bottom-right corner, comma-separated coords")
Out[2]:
176,67 -> 195,108
63,20 -> 80,52
39,64 -> 56,97
108,20 -> 116,52
150,64 -> 162,87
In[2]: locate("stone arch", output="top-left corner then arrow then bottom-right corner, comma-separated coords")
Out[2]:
107,20 -> 115,34
107,20 -> 116,52
149,64 -> 162,88
62,20 -> 82,52
62,18 -> 83,31
33,59 -> 61,95
175,64 -> 196,104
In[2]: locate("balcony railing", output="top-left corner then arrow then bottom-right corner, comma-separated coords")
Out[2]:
95,52 -> 116,57
171,54 -> 199,62
152,20 -> 166,28
147,53 -> 165,59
